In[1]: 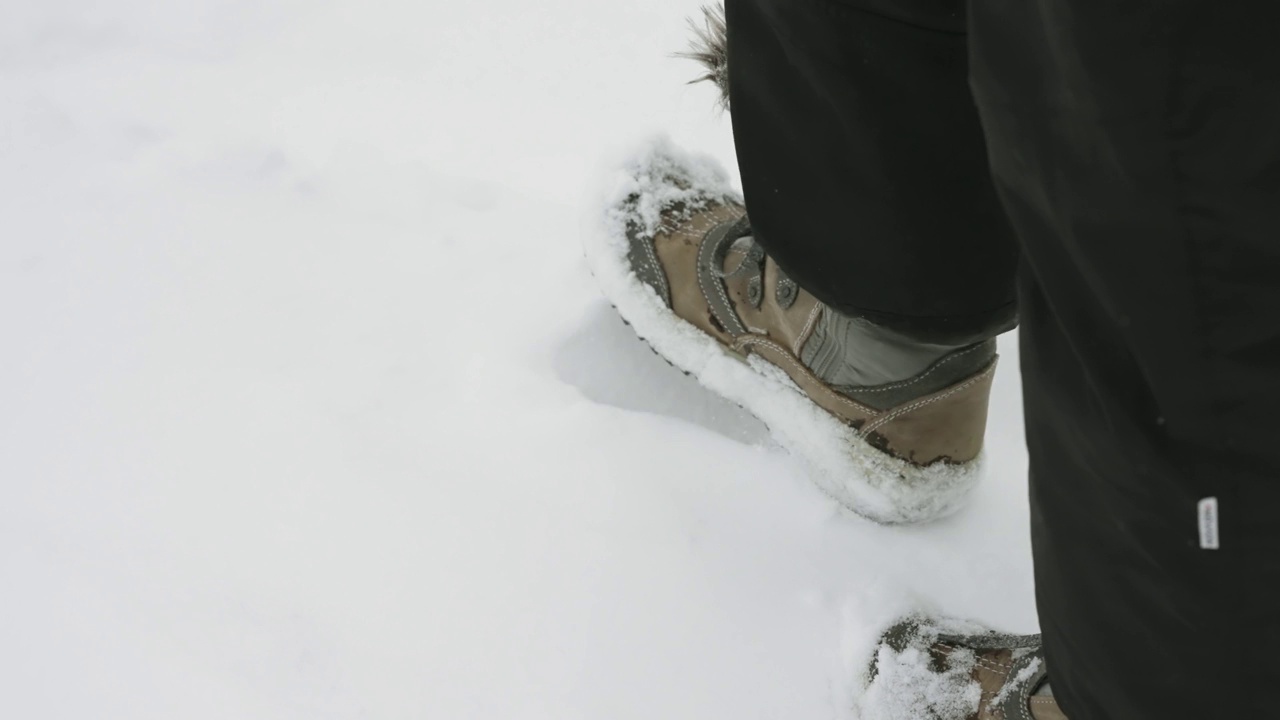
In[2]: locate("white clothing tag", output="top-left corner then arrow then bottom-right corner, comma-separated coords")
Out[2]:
1198,497 -> 1220,550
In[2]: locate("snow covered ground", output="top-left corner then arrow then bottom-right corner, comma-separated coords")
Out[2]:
0,2 -> 1036,717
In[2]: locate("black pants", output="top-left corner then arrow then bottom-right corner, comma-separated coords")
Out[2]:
727,0 -> 1280,717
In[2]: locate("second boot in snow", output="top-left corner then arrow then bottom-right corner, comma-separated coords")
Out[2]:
860,617 -> 1067,720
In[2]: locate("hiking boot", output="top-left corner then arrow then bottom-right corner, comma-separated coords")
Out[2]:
860,618 -> 1067,720
584,137 -> 997,524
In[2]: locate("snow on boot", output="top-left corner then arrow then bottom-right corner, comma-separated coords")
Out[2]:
584,137 -> 997,524
860,618 -> 1067,720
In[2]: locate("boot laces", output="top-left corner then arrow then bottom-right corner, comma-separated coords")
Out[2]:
712,234 -> 797,309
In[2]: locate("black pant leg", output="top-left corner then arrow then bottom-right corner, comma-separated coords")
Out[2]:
970,1 -> 1280,717
726,0 -> 1019,345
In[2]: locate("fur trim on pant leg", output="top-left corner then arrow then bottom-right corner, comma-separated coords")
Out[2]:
677,4 -> 730,110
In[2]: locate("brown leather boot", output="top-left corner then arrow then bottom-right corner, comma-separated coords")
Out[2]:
862,618 -> 1067,720
584,138 -> 997,524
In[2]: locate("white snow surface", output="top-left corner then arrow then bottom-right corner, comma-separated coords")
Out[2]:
0,2 -> 1036,718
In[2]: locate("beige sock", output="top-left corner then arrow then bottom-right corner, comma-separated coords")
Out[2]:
800,307 -> 968,387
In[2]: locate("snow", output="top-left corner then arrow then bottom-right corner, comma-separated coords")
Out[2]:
0,1 -> 1036,718
602,135 -> 737,238
862,643 -> 981,720
855,616 -> 1020,720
